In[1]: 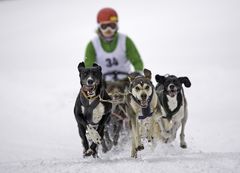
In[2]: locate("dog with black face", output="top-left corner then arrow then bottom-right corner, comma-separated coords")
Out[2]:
74,62 -> 112,158
127,69 -> 162,158
155,74 -> 191,148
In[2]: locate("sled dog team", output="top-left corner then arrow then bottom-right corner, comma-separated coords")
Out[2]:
74,62 -> 191,158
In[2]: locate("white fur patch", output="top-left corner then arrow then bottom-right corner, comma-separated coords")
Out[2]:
87,125 -> 101,144
166,95 -> 178,111
81,106 -> 85,113
92,103 -> 104,124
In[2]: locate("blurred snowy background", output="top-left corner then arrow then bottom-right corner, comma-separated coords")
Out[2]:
0,0 -> 240,172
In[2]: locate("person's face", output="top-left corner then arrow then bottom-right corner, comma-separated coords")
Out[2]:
99,22 -> 118,38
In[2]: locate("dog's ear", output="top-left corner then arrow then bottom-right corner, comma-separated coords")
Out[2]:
143,69 -> 152,79
155,74 -> 165,84
178,77 -> 191,88
78,62 -> 85,72
128,72 -> 140,82
92,63 -> 102,72
92,63 -> 98,67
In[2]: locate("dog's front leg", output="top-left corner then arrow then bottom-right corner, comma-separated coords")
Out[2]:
74,107 -> 90,156
144,118 -> 154,143
113,119 -> 123,146
136,121 -> 144,151
130,118 -> 138,158
180,108 -> 188,148
87,125 -> 102,144
156,116 -> 172,140
166,121 -> 179,143
102,126 -> 113,153
77,124 -> 89,155
130,118 -> 144,158
88,112 -> 111,157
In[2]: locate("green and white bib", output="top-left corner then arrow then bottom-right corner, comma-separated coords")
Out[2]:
92,33 -> 131,81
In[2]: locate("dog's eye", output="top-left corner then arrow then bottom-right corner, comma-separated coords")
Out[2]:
92,71 -> 97,76
82,71 -> 88,76
145,85 -> 150,90
173,79 -> 178,84
135,86 -> 140,91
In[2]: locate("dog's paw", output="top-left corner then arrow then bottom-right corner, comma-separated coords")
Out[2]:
83,149 -> 99,158
113,134 -> 119,146
113,139 -> 118,146
92,152 -> 99,158
83,149 -> 94,157
102,139 -> 113,153
136,144 -> 144,151
161,130 -> 172,139
180,142 -> 187,149
87,125 -> 102,144
147,136 -> 154,143
102,145 -> 109,153
131,152 -> 138,158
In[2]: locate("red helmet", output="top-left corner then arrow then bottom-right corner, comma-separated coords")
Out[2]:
97,8 -> 118,24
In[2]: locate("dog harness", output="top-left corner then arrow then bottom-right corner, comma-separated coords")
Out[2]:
80,90 -> 101,125
159,91 -> 183,120
92,33 -> 131,81
139,105 -> 154,120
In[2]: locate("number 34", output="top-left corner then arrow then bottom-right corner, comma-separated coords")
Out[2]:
106,58 -> 119,67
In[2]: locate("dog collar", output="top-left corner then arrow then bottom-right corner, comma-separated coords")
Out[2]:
80,89 -> 99,100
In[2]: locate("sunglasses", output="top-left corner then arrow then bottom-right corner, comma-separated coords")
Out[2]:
100,23 -> 117,30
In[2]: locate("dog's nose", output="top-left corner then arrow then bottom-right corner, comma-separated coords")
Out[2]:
87,79 -> 94,85
169,85 -> 175,90
141,94 -> 147,100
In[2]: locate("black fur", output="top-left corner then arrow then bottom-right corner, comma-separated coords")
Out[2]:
74,62 -> 112,157
155,75 -> 191,89
155,74 -> 191,120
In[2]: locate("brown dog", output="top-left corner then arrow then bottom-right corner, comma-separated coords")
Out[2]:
102,81 -> 129,152
126,69 -> 162,158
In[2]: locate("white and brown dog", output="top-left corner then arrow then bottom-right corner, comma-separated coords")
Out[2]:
155,74 -> 191,148
126,69 -> 162,158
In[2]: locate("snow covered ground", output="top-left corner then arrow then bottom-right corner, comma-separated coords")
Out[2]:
0,0 -> 240,172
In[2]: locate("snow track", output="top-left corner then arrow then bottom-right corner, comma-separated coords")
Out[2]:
1,152 -> 239,173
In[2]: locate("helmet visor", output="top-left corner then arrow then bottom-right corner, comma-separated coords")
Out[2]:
99,23 -> 117,30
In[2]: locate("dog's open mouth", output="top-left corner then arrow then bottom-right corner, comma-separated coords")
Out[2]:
168,89 -> 177,97
83,85 -> 96,96
138,99 -> 148,108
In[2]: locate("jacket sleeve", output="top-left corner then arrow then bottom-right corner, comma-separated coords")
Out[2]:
84,41 -> 96,68
126,36 -> 144,72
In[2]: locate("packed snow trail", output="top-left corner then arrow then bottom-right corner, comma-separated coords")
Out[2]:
0,146 -> 239,173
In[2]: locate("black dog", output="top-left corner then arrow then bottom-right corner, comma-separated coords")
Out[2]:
155,74 -> 191,147
74,62 -> 112,158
